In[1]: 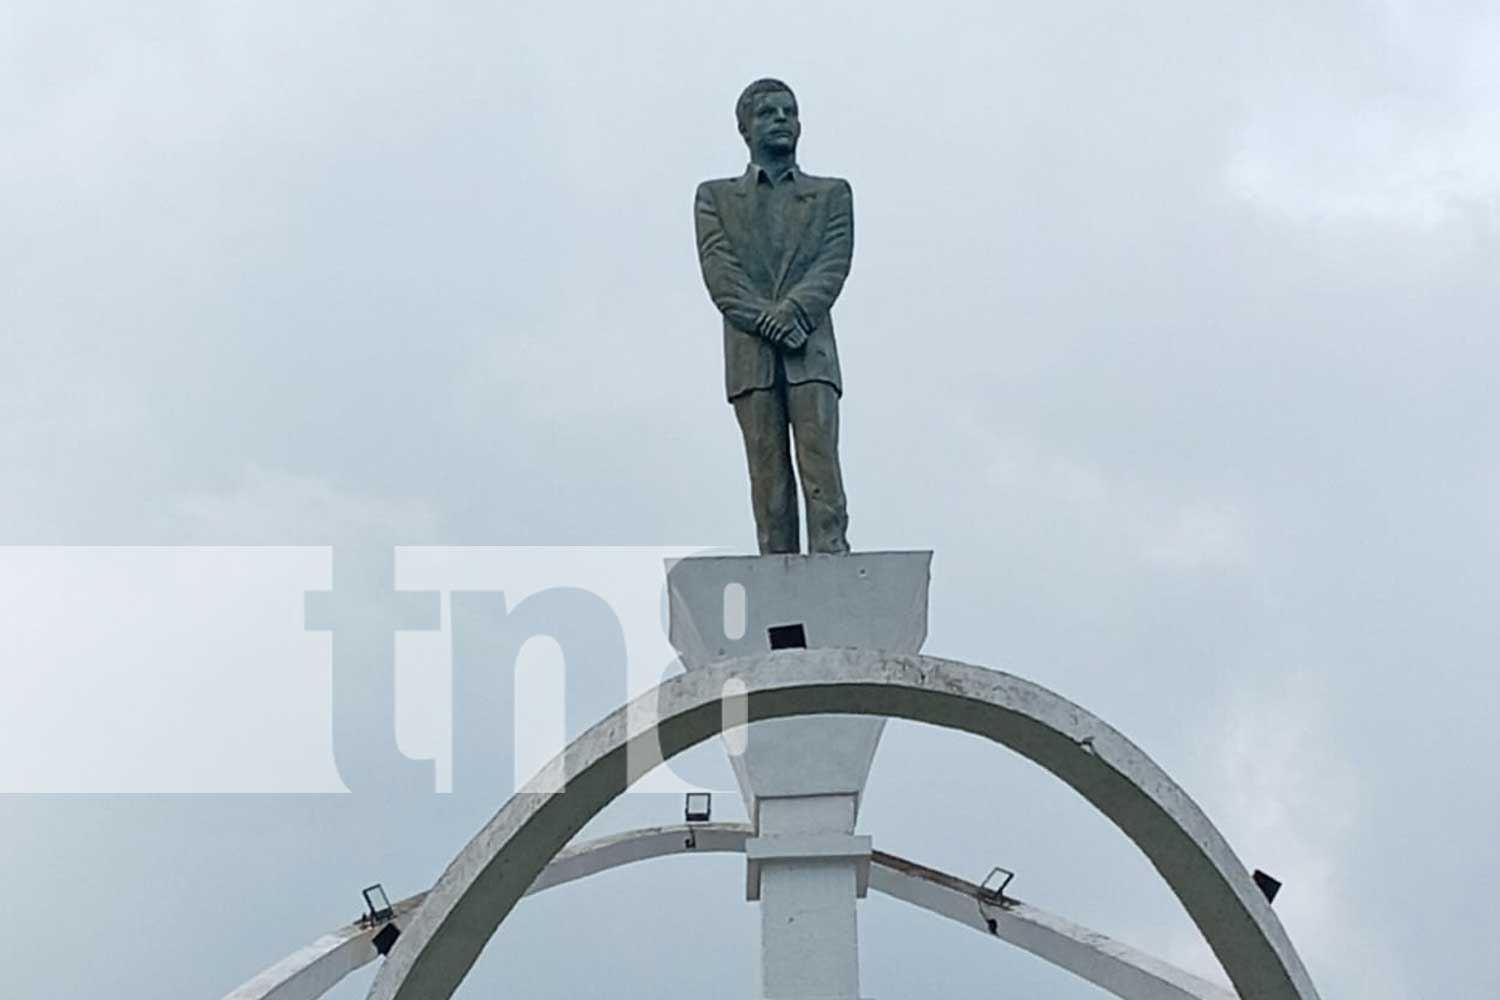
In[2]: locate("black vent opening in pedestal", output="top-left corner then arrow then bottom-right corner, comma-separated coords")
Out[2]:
767,623 -> 807,649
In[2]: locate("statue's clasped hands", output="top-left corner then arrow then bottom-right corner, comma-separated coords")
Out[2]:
758,301 -> 809,351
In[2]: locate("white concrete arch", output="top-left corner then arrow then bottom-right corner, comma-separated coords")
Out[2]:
368,649 -> 1319,1000
223,823 -> 1233,1000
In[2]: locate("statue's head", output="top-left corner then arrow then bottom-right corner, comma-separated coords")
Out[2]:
736,78 -> 800,159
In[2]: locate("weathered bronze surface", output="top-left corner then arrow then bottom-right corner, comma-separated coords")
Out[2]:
695,79 -> 854,554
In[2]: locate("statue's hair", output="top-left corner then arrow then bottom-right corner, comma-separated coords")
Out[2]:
735,78 -> 798,139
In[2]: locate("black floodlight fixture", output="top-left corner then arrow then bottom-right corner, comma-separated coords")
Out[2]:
1252,869 -> 1282,904
362,883 -> 394,924
768,623 -> 807,649
372,922 -> 402,956
684,792 -> 714,848
978,866 -> 1015,903
976,866 -> 1016,934
685,792 -> 713,823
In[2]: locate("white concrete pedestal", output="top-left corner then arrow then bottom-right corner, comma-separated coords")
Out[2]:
666,552 -> 932,1000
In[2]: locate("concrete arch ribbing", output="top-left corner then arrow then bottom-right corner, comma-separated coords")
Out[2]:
223,824 -> 1234,1000
367,649 -> 1319,1000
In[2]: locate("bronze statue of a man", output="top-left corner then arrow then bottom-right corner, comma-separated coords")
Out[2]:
695,78 -> 854,555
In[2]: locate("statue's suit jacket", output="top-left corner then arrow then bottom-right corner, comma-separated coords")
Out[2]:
695,168 -> 853,401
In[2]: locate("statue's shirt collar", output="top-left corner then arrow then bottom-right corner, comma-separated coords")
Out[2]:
747,161 -> 801,187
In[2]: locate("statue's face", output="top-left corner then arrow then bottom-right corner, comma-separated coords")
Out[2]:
745,89 -> 800,157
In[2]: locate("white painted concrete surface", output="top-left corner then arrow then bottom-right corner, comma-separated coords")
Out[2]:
666,552 -> 931,809
668,553 -> 932,999
224,823 -> 1233,1000
364,650 -> 1321,1000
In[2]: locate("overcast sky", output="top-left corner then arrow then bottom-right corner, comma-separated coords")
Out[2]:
3,1 -> 1497,998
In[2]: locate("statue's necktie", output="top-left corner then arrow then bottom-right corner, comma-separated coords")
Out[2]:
752,179 -> 791,292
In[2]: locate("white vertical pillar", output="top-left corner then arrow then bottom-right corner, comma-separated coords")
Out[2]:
667,552 -> 931,1000
750,794 -> 869,999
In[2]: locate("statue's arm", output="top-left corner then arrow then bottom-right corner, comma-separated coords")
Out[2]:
695,182 -> 770,333
782,179 -> 853,329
